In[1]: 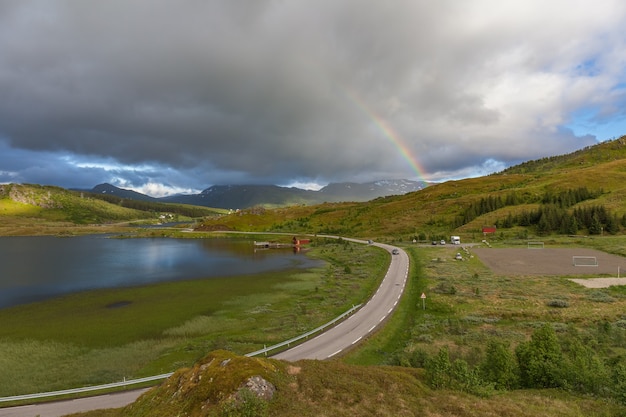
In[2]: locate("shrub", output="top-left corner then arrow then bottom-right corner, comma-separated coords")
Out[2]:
480,340 -> 518,390
546,299 -> 569,308
426,346 -> 452,389
588,291 -> 615,303
451,358 -> 494,397
559,336 -> 611,395
611,360 -> 626,405
220,388 -> 269,417
409,348 -> 429,368
433,282 -> 457,295
516,324 -> 563,388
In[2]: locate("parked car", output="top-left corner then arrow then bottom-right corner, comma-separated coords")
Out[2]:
440,240 -> 446,245
431,241 -> 437,245
455,253 -> 463,260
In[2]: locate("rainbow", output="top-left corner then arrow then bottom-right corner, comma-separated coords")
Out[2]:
343,89 -> 428,181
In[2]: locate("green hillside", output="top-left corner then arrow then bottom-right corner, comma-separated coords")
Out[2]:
0,183 -> 225,235
5,138 -> 626,240
197,137 -> 626,241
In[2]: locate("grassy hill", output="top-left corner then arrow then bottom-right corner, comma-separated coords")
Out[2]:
77,350 -> 624,417
196,137 -> 626,242
0,183 -> 226,235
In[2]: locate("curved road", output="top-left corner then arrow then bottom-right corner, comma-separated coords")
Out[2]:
1,239 -> 408,417
273,240 -> 409,360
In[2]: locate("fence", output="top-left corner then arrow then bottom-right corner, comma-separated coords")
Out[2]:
0,303 -> 362,403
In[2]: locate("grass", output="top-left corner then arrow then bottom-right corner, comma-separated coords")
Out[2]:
346,240 -> 626,372
73,350 -> 626,417
0,237 -> 389,396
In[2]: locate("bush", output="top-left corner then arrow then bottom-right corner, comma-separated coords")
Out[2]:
425,346 -> 493,396
426,347 -> 452,389
480,340 -> 518,390
559,336 -> 611,395
433,282 -> 457,295
516,324 -> 563,388
220,388 -> 269,417
587,291 -> 615,303
546,299 -> 569,308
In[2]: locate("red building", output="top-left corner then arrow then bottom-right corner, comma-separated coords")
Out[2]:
482,226 -> 497,235
292,236 -> 310,246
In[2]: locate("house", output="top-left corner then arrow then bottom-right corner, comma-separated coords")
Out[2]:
292,236 -> 310,246
482,226 -> 497,235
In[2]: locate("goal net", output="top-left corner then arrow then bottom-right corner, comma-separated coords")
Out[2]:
527,241 -> 544,249
572,256 -> 598,267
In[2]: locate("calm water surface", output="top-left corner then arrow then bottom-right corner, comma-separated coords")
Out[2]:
0,236 -> 322,309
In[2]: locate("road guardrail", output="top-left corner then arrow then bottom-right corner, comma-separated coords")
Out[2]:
0,303 -> 363,403
245,303 -> 362,357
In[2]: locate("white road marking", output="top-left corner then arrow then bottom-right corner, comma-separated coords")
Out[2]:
328,349 -> 343,358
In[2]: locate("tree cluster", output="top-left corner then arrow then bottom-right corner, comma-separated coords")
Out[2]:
496,204 -> 620,235
455,187 -> 617,235
420,324 -> 626,403
86,192 -> 216,218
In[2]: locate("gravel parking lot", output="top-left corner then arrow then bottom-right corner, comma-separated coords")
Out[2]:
472,247 -> 626,288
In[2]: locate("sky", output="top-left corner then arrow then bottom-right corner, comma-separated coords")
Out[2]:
2,1 -> 626,196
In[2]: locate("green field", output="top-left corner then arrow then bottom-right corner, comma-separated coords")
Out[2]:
343,238 -> 626,407
0,236 -> 389,396
69,236 -> 626,417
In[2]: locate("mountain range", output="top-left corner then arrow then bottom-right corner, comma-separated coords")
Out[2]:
86,179 -> 431,209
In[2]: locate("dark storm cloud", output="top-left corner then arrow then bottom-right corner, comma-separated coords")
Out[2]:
1,0 -> 625,193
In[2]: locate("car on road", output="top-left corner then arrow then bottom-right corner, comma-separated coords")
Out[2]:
392,249 -> 400,255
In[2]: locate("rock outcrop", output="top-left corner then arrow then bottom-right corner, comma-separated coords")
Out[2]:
124,350 -> 278,417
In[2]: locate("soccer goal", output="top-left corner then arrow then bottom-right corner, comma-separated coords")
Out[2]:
572,256 -> 598,267
527,241 -> 544,249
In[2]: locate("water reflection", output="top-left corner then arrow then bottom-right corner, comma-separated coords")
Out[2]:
0,236 -> 321,309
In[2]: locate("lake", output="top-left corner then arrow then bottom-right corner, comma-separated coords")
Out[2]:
0,235 -> 322,309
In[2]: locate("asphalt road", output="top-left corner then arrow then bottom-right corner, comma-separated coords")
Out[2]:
1,239 -> 408,417
0,389 -> 150,417
273,241 -> 409,360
